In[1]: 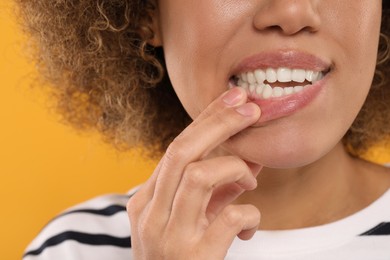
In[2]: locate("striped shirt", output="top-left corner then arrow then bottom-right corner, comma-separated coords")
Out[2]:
24,187 -> 390,259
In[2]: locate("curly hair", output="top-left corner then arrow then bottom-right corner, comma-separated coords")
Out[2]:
15,0 -> 390,158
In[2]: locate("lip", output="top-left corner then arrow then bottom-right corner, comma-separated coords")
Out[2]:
229,50 -> 332,125
251,75 -> 328,125
230,49 -> 331,76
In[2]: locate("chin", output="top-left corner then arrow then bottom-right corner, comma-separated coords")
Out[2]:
251,146 -> 325,169
223,129 -> 338,169
255,149 -> 325,169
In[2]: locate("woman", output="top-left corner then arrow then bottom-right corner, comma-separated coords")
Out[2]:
20,0 -> 390,259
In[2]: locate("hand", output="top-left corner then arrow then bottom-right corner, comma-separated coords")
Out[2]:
127,87 -> 262,260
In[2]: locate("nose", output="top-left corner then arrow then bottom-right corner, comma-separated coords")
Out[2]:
253,0 -> 321,35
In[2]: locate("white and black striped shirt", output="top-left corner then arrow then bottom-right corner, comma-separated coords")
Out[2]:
24,187 -> 390,259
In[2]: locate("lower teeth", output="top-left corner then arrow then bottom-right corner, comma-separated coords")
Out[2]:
239,83 -> 311,100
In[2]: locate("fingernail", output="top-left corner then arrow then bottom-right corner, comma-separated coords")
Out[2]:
235,103 -> 258,117
222,88 -> 243,106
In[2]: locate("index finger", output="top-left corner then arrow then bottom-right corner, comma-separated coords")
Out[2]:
151,87 -> 261,216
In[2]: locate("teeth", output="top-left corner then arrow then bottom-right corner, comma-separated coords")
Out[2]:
237,68 -> 324,85
254,69 -> 266,84
249,84 -> 256,93
306,70 -> 314,82
247,72 -> 256,84
276,68 -> 292,83
284,87 -> 294,95
262,84 -> 273,99
256,84 -> 264,95
311,71 -> 321,83
241,73 -> 248,82
272,87 -> 284,97
306,71 -> 321,82
234,67 -> 325,99
291,69 -> 306,83
235,82 -> 315,100
294,86 -> 304,93
241,82 -> 249,90
266,68 -> 277,83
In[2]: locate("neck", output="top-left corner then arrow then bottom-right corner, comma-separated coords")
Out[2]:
234,142 -> 390,230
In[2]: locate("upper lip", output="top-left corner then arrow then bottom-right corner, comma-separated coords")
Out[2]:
230,49 -> 332,78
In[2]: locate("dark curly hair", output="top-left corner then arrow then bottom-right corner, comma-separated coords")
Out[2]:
15,0 -> 390,159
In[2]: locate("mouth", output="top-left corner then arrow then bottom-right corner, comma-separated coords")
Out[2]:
229,67 -> 329,100
228,50 -> 332,124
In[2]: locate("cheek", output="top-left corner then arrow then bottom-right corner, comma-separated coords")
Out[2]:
326,2 -> 381,126
158,1 -> 252,118
159,17 -> 214,118
324,1 -> 381,85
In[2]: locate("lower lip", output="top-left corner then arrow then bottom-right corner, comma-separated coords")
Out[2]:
247,77 -> 328,125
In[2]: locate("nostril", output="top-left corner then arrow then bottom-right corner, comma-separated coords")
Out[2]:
252,1 -> 321,36
269,25 -> 282,31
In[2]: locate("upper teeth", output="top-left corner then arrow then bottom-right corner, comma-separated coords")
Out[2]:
235,67 -> 324,99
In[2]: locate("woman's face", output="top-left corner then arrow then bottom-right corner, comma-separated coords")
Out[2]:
154,0 -> 382,168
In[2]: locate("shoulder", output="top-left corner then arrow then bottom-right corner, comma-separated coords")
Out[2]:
23,187 -> 139,260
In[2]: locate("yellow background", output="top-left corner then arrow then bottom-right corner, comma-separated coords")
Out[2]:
1,2 -> 389,260
0,3 -> 155,259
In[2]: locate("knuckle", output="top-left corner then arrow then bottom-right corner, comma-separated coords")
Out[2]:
222,205 -> 243,227
126,196 -> 143,219
165,139 -> 188,164
126,196 -> 137,214
183,163 -> 210,190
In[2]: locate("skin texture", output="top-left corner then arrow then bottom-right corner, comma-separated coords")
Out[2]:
127,1 -> 390,259
155,0 -> 381,168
